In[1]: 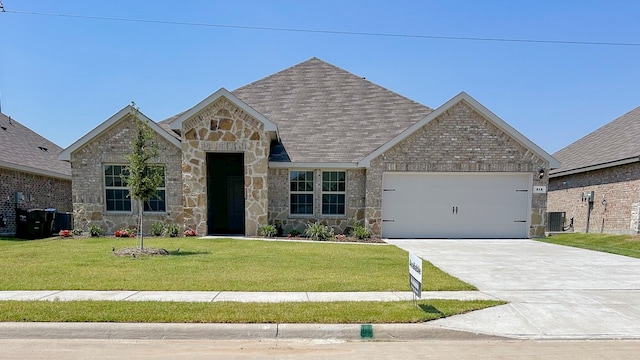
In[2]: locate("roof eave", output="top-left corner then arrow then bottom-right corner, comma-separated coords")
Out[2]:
0,161 -> 71,180
268,162 -> 359,169
358,92 -> 561,169
549,157 -> 640,178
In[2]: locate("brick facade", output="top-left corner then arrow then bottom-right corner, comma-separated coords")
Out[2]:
548,162 -> 640,234
267,168 -> 366,235
70,114 -> 183,235
366,102 -> 550,237
0,167 -> 71,236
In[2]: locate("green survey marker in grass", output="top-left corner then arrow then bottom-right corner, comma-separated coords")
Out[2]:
0,237 -> 475,291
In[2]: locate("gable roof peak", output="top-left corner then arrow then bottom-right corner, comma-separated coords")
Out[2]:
59,105 -> 181,161
169,87 -> 278,133
359,91 -> 560,169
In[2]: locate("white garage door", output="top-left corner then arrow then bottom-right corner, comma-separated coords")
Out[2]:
382,172 -> 531,238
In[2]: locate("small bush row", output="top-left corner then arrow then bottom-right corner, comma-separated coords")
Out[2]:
75,222 -> 197,238
258,219 -> 372,241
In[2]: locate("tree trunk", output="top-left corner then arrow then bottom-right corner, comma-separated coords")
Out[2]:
138,199 -> 144,250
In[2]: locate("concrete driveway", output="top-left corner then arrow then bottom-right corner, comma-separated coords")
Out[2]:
386,239 -> 640,339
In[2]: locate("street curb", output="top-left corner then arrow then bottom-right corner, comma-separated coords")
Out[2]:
0,322 -> 502,341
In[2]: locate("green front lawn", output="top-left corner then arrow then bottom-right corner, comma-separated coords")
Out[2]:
0,237 -> 475,291
0,299 -> 503,323
539,233 -> 640,258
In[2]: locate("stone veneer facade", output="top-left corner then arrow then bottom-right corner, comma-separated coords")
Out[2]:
365,102 -> 549,237
548,162 -> 640,234
70,114 -> 183,234
180,98 -> 270,236
0,167 -> 72,236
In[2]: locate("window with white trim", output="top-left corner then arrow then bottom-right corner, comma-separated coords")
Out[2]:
290,170 -> 314,215
104,165 -> 166,212
322,171 -> 346,215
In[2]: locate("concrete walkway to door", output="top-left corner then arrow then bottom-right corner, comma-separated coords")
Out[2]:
386,239 -> 640,339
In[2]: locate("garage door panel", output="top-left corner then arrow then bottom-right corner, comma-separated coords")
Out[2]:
382,173 -> 531,238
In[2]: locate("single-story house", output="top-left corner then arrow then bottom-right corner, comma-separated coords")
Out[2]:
60,58 -> 558,238
548,106 -> 640,234
0,112 -> 72,236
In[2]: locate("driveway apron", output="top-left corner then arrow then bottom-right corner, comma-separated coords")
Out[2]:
386,239 -> 640,339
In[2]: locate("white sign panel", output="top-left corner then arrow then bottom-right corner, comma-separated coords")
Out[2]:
409,253 -> 423,298
533,186 -> 547,194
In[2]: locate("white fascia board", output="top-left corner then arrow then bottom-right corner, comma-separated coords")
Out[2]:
269,162 -> 359,169
358,92 -> 561,169
549,157 -> 640,178
169,88 -> 278,133
0,161 -> 71,180
59,105 -> 181,161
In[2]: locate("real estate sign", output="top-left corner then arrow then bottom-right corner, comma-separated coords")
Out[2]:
409,252 -> 422,298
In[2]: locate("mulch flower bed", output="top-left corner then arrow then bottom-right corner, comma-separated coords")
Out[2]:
114,247 -> 170,257
264,235 -> 385,244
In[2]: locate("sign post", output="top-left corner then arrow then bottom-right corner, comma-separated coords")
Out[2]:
409,252 -> 422,304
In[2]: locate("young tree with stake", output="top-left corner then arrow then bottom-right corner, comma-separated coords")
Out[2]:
125,103 -> 163,250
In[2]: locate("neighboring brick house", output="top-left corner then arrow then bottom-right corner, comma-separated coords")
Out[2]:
548,106 -> 640,234
60,58 -> 558,238
0,112 -> 72,236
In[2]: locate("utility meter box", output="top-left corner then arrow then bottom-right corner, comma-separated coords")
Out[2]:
586,191 -> 594,203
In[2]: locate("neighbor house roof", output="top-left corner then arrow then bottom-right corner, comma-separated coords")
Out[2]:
550,106 -> 640,177
232,57 -> 434,163
0,112 -> 71,180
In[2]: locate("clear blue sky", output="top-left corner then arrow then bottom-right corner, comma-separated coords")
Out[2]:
1,0 -> 639,153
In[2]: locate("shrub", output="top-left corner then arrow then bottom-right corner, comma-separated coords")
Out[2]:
184,229 -> 197,237
350,225 -> 372,239
163,224 -> 180,237
150,221 -> 165,236
305,223 -> 334,241
288,229 -> 301,237
259,224 -> 277,237
349,218 -> 371,239
88,224 -> 104,237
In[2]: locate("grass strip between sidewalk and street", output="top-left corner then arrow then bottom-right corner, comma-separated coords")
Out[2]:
0,299 -> 504,323
0,237 -> 475,291
538,233 -> 640,259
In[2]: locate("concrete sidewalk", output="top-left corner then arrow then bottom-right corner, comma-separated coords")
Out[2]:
0,290 -> 496,302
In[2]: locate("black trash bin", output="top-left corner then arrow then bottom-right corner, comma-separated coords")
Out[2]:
15,209 -> 29,239
44,209 -> 57,236
15,209 -> 55,239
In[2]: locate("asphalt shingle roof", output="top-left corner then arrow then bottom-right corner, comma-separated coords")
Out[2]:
0,112 -> 71,178
232,57 -> 433,163
550,106 -> 640,175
